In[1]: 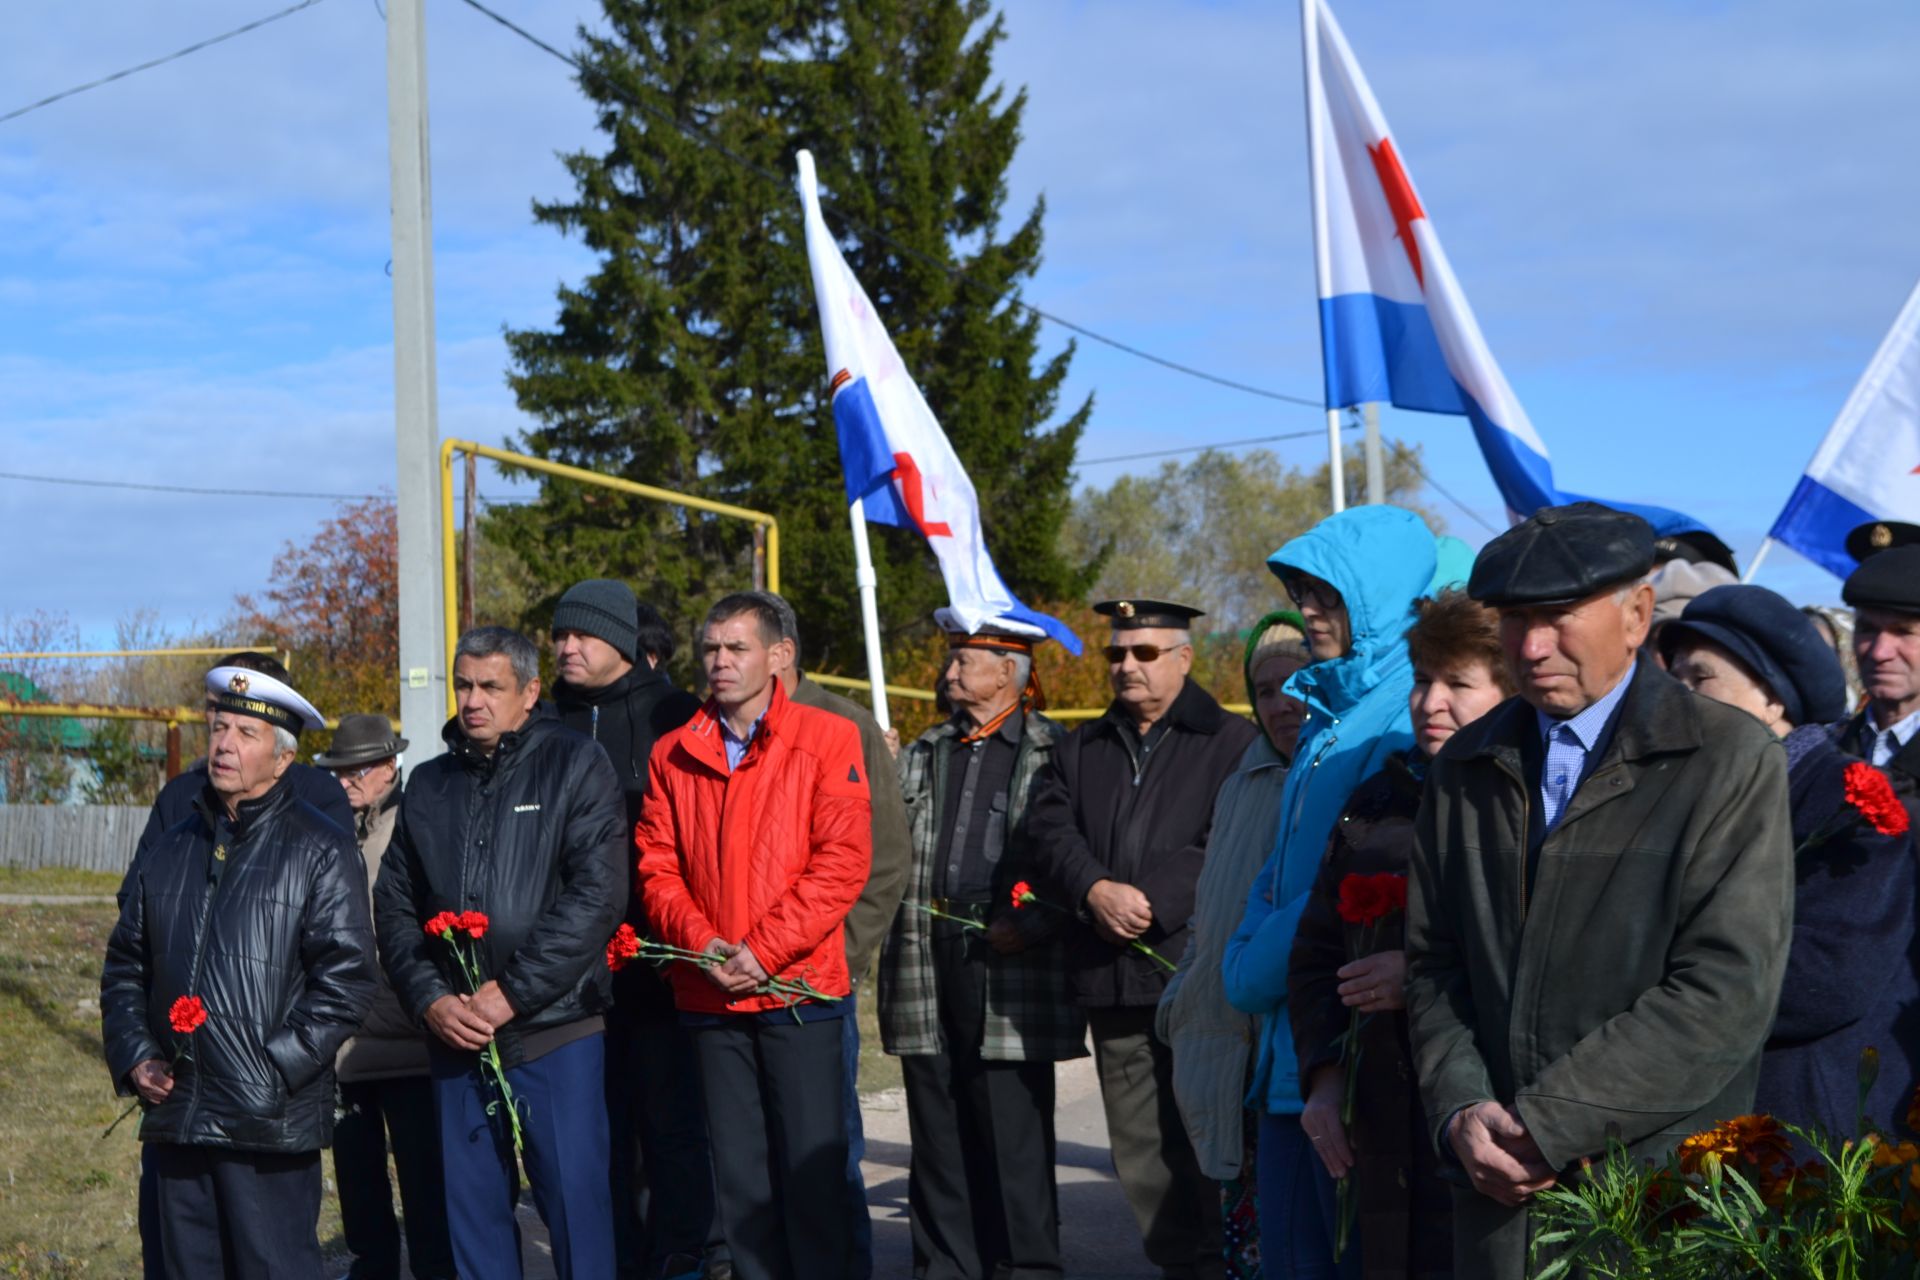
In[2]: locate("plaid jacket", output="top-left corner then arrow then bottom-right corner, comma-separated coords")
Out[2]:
878,710 -> 1088,1062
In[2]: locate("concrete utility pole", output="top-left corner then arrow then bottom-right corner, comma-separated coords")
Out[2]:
386,0 -> 447,756
1363,402 -> 1385,504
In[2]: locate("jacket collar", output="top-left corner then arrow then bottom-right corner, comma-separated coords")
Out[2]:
193,771 -> 295,840
441,702 -> 557,774
1095,678 -> 1230,739
1451,661 -> 1702,770
681,677 -> 793,775
554,662 -> 675,710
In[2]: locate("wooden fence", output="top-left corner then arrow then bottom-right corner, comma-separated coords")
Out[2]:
0,805 -> 149,872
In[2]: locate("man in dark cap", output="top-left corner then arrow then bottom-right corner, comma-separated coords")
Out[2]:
1837,542 -> 1920,825
317,715 -> 456,1280
1028,599 -> 1259,1280
1845,519 -> 1920,565
1404,502 -> 1794,1280
547,579 -> 712,1280
880,608 -> 1085,1280
103,666 -> 377,1280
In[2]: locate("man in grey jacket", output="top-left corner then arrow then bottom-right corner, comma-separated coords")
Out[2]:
1405,503 -> 1795,1280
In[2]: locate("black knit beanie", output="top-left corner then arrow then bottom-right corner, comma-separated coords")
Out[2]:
553,579 -> 639,662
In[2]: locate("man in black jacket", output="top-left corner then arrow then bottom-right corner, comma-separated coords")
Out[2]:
122,651 -> 353,1280
375,625 -> 628,1280
102,664 -> 376,1280
549,579 -> 710,1280
1027,599 -> 1259,1280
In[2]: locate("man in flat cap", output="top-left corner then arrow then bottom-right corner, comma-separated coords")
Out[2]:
1836,539 -> 1920,827
1404,502 -> 1794,1280
103,665 -> 377,1280
880,608 -> 1085,1280
547,578 -> 713,1280
1028,598 -> 1258,1279
318,715 -> 457,1280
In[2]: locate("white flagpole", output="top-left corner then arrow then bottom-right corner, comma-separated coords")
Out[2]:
847,496 -> 893,731
1301,0 -> 1345,512
1741,537 -> 1774,584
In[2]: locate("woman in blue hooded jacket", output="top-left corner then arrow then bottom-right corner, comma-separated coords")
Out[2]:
1222,505 -> 1438,1278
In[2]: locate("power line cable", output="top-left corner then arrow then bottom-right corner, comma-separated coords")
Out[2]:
1078,426 -> 1355,467
0,469 -> 378,501
0,0 -> 327,126
453,0 -> 1322,409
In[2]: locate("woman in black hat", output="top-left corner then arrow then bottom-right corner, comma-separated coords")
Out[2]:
1662,584 -> 1920,1140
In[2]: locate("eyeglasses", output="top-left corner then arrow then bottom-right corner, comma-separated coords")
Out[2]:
1105,643 -> 1178,664
1279,573 -> 1342,611
328,764 -> 379,781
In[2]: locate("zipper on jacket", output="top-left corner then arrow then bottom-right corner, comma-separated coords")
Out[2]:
590,705 -> 600,741
1491,755 -> 1530,917
177,826 -> 232,1135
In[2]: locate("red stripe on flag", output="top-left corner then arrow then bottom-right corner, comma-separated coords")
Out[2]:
891,452 -> 952,539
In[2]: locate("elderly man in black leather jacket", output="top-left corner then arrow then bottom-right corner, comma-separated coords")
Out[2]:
103,664 -> 376,1280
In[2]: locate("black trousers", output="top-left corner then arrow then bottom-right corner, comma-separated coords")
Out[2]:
334,1075 -> 455,1280
903,930 -> 1062,1280
605,1004 -> 721,1278
149,1143 -> 324,1280
691,1014 -> 851,1280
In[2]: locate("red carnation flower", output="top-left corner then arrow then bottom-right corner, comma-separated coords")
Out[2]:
1336,872 -> 1409,926
167,994 -> 207,1035
1844,761 -> 1911,838
1010,881 -> 1036,910
606,923 -> 643,972
423,911 -> 460,939
458,910 -> 490,940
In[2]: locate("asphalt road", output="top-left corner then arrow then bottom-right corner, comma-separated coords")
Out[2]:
507,1054 -> 1157,1279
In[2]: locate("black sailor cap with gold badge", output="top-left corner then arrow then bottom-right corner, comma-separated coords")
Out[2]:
1845,520 -> 1920,565
204,665 -> 326,735
1092,599 -> 1206,631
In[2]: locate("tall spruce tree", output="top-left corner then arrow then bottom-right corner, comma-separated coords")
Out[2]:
498,0 -> 1091,673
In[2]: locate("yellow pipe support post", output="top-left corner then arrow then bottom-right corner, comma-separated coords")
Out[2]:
807,673 -> 939,702
438,439 -> 783,718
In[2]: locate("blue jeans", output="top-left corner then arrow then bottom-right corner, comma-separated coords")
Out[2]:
843,986 -> 873,1280
1255,1112 -> 1360,1280
432,1032 -> 615,1280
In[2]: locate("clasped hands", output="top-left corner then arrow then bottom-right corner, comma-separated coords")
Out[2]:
700,938 -> 770,997
425,979 -> 518,1051
1448,1100 -> 1557,1207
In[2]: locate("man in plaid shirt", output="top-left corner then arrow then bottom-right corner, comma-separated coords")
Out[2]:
878,610 -> 1086,1280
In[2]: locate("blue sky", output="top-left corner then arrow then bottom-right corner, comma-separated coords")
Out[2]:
4,0 -> 1918,645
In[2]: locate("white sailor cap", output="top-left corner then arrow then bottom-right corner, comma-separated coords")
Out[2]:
932,606 -> 1047,650
204,666 -> 326,734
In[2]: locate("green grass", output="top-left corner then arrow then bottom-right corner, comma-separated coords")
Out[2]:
0,899 -> 346,1277
0,869 -> 123,898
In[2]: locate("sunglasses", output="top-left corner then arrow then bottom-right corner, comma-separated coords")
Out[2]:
328,764 -> 380,781
1279,573 -> 1342,611
1104,643 -> 1179,664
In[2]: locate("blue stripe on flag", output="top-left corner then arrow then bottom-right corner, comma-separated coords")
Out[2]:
1322,293 -> 1708,538
998,601 -> 1084,657
1769,475 -> 1873,579
1320,293 -> 1463,413
831,377 -> 910,526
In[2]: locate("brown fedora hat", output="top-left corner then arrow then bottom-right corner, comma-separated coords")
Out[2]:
314,713 -> 409,768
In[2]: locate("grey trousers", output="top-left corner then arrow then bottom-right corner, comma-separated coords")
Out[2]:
1088,1006 -> 1225,1280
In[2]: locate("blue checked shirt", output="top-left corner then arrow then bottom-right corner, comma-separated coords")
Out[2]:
1535,663 -> 1636,833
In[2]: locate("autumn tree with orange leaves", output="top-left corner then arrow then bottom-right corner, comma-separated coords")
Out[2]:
233,497 -> 399,727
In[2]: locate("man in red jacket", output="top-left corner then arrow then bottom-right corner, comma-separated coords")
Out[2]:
636,592 -> 873,1280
